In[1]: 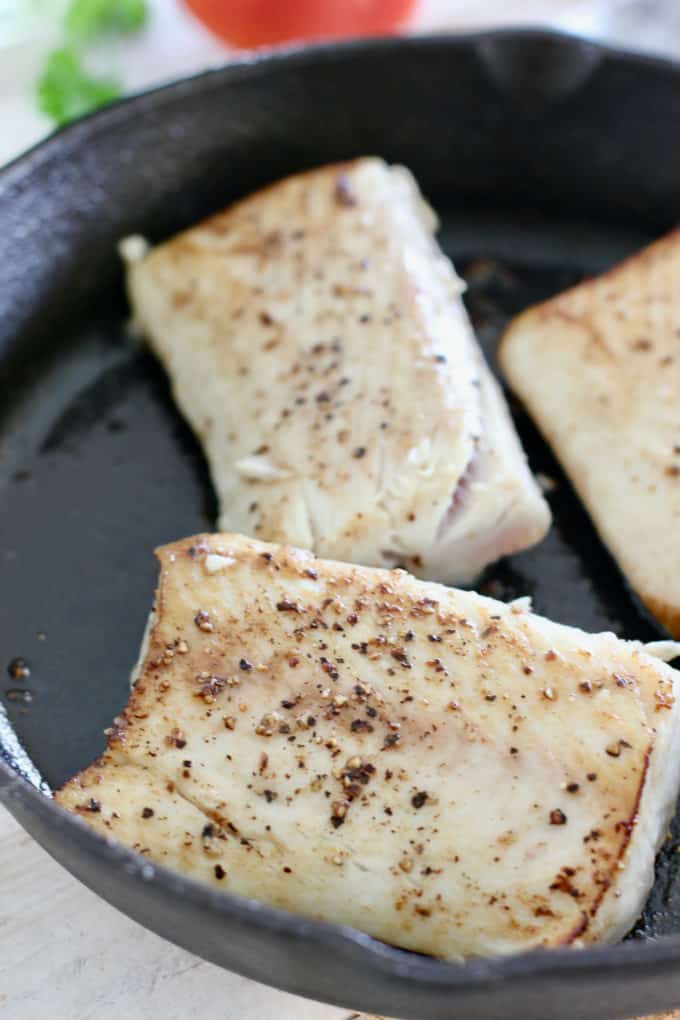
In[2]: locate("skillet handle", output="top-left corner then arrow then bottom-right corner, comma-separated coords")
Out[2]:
477,30 -> 602,110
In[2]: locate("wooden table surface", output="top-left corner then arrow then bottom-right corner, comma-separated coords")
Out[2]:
3,1 -> 680,1018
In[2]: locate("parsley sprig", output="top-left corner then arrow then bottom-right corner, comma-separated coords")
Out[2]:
37,0 -> 149,127
66,0 -> 148,38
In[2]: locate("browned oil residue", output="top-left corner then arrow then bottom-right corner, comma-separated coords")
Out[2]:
7,657 -> 30,681
5,689 -> 33,704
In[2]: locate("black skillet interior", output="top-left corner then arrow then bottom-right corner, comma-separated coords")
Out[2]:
2,29 -> 680,1020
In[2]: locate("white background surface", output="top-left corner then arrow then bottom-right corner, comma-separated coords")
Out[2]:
1,2 -> 678,1018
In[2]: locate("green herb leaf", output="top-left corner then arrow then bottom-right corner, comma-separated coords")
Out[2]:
65,0 -> 148,40
37,47 -> 121,126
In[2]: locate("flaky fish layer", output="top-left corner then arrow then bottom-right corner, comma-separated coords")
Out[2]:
125,158 -> 549,583
500,229 -> 680,636
57,534 -> 680,960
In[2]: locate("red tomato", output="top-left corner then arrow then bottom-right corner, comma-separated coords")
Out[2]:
183,0 -> 417,48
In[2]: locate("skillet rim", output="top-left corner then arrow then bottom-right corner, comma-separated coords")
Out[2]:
2,25 -> 680,1005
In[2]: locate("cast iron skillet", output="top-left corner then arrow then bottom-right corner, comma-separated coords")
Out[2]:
2,29 -> 680,1020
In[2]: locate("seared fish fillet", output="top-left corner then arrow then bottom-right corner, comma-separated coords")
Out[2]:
57,534 -> 680,960
124,158 -> 549,583
499,230 -> 680,636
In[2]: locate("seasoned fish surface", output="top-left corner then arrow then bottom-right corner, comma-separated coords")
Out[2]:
57,534 -> 680,960
125,158 -> 549,583
499,230 -> 680,636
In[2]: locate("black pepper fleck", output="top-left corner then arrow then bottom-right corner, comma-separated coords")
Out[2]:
335,174 -> 356,207
194,610 -> 213,633
277,599 -> 302,613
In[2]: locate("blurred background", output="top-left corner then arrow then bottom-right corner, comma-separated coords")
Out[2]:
1,0 -> 679,167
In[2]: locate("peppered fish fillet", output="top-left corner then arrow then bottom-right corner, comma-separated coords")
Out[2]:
56,534 -> 680,960
499,230 -> 680,636
123,158 -> 549,584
